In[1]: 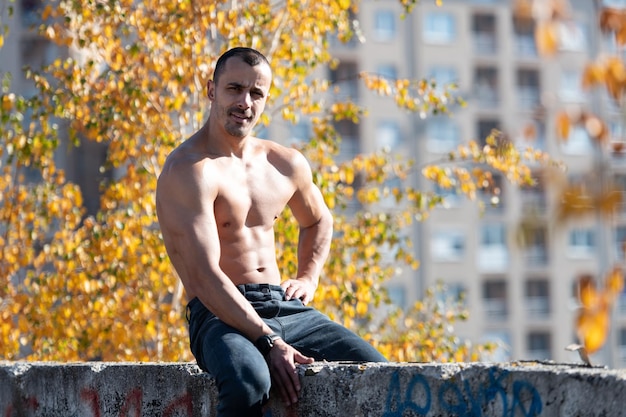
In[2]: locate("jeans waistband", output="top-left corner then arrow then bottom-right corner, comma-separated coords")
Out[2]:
236,283 -> 283,295
186,284 -> 285,321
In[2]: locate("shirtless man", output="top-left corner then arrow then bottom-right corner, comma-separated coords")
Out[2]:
156,47 -> 386,416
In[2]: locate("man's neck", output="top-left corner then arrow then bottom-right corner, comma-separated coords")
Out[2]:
203,118 -> 251,158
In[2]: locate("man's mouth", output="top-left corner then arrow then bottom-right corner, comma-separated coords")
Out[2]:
230,111 -> 252,122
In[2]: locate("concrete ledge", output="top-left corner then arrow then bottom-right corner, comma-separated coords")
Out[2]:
1,361 -> 625,416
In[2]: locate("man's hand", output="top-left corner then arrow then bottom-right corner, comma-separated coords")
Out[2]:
266,339 -> 314,406
281,278 -> 316,305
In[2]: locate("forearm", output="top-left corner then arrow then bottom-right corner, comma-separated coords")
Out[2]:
194,276 -> 273,341
296,209 -> 333,286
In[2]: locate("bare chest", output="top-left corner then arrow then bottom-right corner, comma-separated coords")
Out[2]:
213,161 -> 294,228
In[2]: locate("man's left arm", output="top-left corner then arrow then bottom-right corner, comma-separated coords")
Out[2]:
283,151 -> 333,304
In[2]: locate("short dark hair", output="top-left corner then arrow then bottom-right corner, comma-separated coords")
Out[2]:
213,47 -> 270,84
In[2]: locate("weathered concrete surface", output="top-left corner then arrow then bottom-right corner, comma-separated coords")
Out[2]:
1,361 -> 625,416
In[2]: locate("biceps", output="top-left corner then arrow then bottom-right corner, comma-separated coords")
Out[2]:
288,184 -> 330,228
159,200 -> 220,264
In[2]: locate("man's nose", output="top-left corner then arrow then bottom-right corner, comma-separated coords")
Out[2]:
237,92 -> 252,108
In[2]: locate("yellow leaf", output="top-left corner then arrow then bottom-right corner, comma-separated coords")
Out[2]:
606,267 -> 624,299
576,308 -> 609,354
555,111 -> 570,141
535,21 -> 559,56
578,275 -> 598,309
42,5 -> 53,21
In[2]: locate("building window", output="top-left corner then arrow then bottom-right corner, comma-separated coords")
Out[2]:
376,120 -> 401,150
386,284 -> 407,309
525,279 -> 550,318
559,22 -> 587,52
428,66 -> 458,94
481,331 -> 511,362
438,282 -> 466,305
619,328 -> 626,365
482,279 -> 508,319
513,17 -> 537,56
520,175 -> 547,213
335,119 -> 360,162
431,229 -> 465,262
20,0 -> 42,26
434,182 -> 461,208
423,12 -> 456,44
478,223 -> 509,271
567,228 -> 595,258
377,64 -> 397,80
614,226 -> 626,261
330,61 -> 359,100
524,225 -> 549,266
472,13 -> 497,54
477,119 -> 501,147
427,117 -> 460,153
517,120 -> 547,151
478,172 -> 505,212
474,67 -> 499,107
374,10 -> 396,42
517,68 -> 540,110
527,331 -> 552,360
287,120 -> 311,144
560,70 -> 585,103
560,126 -> 593,155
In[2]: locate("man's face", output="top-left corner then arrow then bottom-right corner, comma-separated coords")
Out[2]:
208,57 -> 272,138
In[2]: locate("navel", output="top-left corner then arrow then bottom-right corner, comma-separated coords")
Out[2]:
223,222 -> 231,228
257,267 -> 265,273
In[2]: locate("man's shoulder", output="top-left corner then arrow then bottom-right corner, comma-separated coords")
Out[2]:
260,138 -> 307,165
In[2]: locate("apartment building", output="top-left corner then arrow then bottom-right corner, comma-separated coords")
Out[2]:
312,0 -> 626,366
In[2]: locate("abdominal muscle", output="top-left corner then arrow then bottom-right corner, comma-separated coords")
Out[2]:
217,227 -> 283,287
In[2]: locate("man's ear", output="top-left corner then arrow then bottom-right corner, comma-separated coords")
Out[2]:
207,79 -> 215,101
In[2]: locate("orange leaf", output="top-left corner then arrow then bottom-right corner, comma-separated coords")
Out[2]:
576,308 -> 609,354
535,21 -> 559,56
555,111 -> 571,141
606,267 -> 625,298
581,63 -> 603,90
578,275 -> 598,309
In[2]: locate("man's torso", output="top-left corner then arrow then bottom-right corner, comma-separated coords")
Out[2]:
191,136 -> 297,286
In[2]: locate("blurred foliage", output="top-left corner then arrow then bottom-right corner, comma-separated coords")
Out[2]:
0,0 -> 553,362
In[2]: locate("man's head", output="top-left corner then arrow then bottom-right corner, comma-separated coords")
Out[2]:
207,47 -> 272,139
213,47 -> 271,86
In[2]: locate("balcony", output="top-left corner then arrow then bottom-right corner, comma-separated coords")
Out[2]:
483,299 -> 508,320
517,88 -> 541,110
526,296 -> 550,318
524,245 -> 549,267
473,33 -> 497,55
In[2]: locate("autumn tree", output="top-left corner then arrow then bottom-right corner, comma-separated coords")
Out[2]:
0,0 -> 550,362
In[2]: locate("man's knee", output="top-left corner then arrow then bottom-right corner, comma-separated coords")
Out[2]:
218,359 -> 272,416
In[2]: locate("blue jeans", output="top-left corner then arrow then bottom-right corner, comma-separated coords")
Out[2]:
186,283 -> 387,417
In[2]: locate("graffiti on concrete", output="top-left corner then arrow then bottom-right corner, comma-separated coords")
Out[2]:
2,387 -> 195,417
383,368 -> 543,417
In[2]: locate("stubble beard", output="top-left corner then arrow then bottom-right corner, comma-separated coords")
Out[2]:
225,107 -> 256,138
